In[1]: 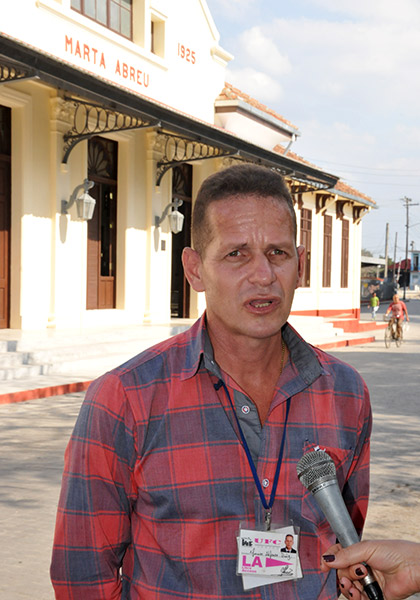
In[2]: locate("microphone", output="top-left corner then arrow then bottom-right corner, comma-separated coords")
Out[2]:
296,450 -> 383,600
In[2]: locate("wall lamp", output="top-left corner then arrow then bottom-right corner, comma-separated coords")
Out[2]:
155,198 -> 184,234
62,179 -> 96,220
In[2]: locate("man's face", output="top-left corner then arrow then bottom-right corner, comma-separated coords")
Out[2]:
285,536 -> 294,549
183,195 -> 304,346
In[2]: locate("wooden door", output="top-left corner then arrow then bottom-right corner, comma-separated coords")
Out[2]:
170,165 -> 192,318
0,106 -> 11,328
86,137 -> 118,310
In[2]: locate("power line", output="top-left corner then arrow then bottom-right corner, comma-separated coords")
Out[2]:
304,156 -> 420,173
340,178 -> 420,187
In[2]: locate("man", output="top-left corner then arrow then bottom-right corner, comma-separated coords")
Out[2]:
51,164 -> 372,599
281,534 -> 297,554
385,294 -> 409,338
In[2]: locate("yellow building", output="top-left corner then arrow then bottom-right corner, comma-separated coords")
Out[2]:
0,0 -> 374,331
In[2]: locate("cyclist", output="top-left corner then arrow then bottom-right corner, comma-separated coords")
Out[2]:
385,294 -> 409,339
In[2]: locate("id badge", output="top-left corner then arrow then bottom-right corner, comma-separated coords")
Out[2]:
237,525 -> 302,590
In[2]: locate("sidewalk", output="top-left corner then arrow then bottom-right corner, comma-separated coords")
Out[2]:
0,315 -> 383,405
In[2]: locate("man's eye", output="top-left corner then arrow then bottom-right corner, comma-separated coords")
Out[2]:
227,250 -> 241,257
272,249 -> 285,256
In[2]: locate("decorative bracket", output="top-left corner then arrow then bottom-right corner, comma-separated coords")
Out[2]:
336,200 -> 351,220
62,96 -> 160,163
156,132 -> 238,185
315,193 -> 333,214
0,58 -> 37,84
353,206 -> 368,224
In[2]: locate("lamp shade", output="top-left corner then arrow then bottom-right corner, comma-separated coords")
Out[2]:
76,192 -> 96,220
169,210 -> 184,234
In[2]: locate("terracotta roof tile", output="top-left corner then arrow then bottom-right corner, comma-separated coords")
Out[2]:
217,82 -> 299,132
273,144 -> 375,205
273,144 -> 321,170
333,180 -> 375,205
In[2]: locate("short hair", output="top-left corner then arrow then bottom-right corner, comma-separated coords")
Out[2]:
192,163 -> 296,255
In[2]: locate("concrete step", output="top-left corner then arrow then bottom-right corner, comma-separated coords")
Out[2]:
288,315 -> 344,343
0,363 -> 53,381
0,351 -> 27,369
0,323 -> 192,383
24,338 -> 147,366
328,317 -> 388,333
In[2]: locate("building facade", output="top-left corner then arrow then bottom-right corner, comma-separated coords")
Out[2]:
410,250 -> 419,289
0,0 -> 374,330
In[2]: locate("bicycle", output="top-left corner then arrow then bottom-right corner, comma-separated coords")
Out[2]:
383,315 -> 403,348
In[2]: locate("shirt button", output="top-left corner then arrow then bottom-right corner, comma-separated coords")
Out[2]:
262,478 -> 270,488
241,405 -> 250,415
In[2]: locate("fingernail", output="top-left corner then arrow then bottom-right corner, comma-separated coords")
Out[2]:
322,554 -> 336,563
355,567 -> 364,576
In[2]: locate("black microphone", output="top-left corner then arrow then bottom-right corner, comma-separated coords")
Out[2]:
296,450 -> 383,600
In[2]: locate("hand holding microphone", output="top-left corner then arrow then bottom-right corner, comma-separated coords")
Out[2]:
296,450 -> 384,600
322,539 -> 420,600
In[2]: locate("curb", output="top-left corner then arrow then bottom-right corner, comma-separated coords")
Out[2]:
0,380 -> 93,405
316,335 -> 376,351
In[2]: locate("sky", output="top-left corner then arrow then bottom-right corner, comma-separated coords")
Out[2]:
206,0 -> 420,259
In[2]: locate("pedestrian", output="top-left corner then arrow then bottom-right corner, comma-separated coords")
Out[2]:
51,163 -> 372,599
321,539 -> 420,600
369,292 -> 380,320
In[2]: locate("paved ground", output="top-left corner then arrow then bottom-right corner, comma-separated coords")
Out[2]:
332,298 -> 420,600
332,299 -> 420,541
0,298 -> 419,599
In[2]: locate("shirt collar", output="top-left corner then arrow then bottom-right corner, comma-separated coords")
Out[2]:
181,313 -> 324,388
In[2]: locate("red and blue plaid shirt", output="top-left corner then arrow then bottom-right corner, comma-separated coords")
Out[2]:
51,315 -> 371,599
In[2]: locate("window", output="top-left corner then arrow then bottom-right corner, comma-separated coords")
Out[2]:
322,214 -> 332,288
341,220 -> 349,288
71,0 -> 132,39
299,208 -> 312,287
150,15 -> 165,57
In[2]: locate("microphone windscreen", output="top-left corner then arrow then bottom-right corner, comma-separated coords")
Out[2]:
296,450 -> 337,489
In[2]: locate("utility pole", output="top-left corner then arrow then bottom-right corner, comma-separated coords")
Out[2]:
384,222 -> 389,279
393,232 -> 398,282
402,197 -> 419,300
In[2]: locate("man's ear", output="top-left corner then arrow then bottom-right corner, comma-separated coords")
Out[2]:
295,245 -> 305,289
182,247 -> 206,292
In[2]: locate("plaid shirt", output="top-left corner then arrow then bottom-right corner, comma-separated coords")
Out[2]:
51,315 -> 371,600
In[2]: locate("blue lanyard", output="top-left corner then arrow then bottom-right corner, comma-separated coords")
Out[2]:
214,379 -> 291,530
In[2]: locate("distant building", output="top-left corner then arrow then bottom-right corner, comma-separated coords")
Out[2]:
410,250 -> 420,289
0,0 -> 374,330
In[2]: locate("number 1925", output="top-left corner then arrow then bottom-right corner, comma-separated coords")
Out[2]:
178,43 -> 196,64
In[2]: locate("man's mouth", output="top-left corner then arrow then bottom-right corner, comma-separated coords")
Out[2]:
250,300 -> 273,308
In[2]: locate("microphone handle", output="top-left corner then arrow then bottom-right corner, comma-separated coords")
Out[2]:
309,479 -> 384,600
359,566 -> 384,600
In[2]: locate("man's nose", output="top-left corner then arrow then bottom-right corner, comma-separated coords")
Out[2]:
248,254 -> 276,286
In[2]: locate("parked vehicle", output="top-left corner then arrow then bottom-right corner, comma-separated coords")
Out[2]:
361,278 -> 398,302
